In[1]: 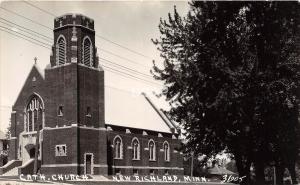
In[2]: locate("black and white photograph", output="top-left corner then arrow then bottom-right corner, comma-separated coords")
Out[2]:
0,1 -> 299,185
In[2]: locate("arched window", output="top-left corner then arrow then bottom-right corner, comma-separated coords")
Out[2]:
28,111 -> 32,131
82,36 -> 93,66
163,141 -> 170,162
132,138 -> 140,160
148,139 -> 156,161
26,95 -> 44,132
113,136 -> 123,159
56,35 -> 66,65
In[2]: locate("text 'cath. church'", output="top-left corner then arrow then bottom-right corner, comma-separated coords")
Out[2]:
0,14 -> 184,175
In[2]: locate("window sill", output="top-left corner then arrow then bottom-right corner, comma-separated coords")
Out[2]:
22,131 -> 37,135
149,159 -> 156,162
57,114 -> 63,117
132,159 -> 140,161
86,115 -> 92,117
114,158 -> 123,160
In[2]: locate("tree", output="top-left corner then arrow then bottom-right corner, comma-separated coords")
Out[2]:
152,1 -> 300,184
5,123 -> 11,140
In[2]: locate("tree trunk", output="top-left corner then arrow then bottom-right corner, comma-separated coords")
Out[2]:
287,162 -> 298,185
275,164 -> 284,185
235,154 -> 252,185
254,161 -> 265,185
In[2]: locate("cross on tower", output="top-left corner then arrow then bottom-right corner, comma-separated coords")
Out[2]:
34,57 -> 37,65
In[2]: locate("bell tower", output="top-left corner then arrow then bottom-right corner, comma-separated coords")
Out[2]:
50,14 -> 99,68
42,14 -> 107,175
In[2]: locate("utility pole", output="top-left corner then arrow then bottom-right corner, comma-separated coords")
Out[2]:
33,57 -> 40,175
33,122 -> 40,175
273,166 -> 276,185
190,152 -> 194,177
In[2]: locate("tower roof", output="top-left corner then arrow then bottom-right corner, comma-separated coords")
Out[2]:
54,13 -> 94,30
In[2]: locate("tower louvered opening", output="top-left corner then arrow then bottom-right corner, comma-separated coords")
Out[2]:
83,37 -> 92,66
56,37 -> 66,65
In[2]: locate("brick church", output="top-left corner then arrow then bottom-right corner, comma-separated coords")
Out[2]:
0,14 -> 183,176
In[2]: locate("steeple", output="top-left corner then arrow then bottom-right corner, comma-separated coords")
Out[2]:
49,14 -> 99,68
45,13 -> 105,129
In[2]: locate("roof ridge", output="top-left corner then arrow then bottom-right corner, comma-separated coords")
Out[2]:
12,64 -> 44,107
159,108 -> 179,129
34,63 -> 45,79
141,93 -> 176,133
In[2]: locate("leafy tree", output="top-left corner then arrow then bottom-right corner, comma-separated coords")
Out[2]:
152,1 -> 300,184
5,123 -> 11,139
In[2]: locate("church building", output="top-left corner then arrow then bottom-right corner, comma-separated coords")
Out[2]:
0,14 -> 183,176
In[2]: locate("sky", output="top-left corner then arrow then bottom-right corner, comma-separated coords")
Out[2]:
0,1 -> 190,132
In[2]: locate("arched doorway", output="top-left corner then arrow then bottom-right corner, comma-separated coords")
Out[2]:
21,93 -> 44,162
29,148 -> 35,159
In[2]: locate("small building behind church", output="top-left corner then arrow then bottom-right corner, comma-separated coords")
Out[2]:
0,14 -> 184,176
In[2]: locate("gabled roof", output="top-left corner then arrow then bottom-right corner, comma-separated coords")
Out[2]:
105,87 -> 176,134
13,64 -> 45,107
34,64 -> 45,79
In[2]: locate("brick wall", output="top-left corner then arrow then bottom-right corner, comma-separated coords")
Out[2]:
106,125 -> 184,175
9,66 -> 46,161
44,63 -> 78,127
77,66 -> 105,128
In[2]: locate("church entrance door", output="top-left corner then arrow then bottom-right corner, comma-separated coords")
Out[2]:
29,148 -> 35,159
85,154 -> 92,174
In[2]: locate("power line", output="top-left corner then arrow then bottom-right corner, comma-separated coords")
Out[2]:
1,6 -> 153,69
99,57 -> 152,78
21,1 -> 155,61
0,26 -> 161,88
98,47 -> 149,68
0,22 -> 154,81
0,21 -> 152,79
104,67 -> 160,88
102,64 -> 162,87
0,27 -> 51,50
0,25 -> 51,47
105,85 -> 141,95
22,1 -> 56,17
0,17 -> 53,42
95,34 -> 154,61
0,7 -> 52,30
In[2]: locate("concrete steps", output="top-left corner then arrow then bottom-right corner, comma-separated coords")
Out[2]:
0,160 -> 22,175
2,166 -> 19,176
